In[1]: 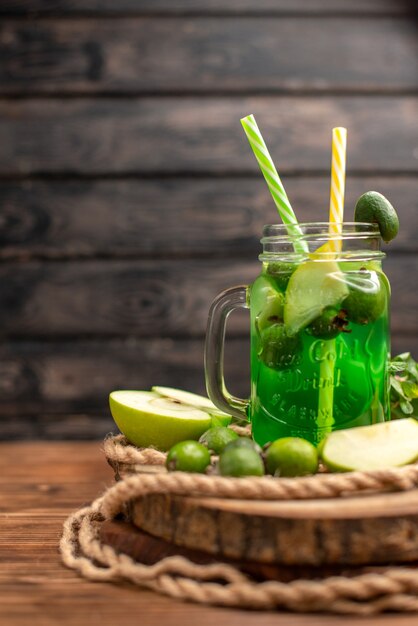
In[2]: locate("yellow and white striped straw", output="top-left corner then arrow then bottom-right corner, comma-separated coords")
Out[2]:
317,127 -> 348,435
328,127 -> 347,251
241,114 -> 307,254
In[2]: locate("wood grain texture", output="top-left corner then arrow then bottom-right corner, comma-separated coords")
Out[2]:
0,97 -> 417,175
1,18 -> 417,94
0,337 -> 250,425
0,256 -> 415,337
3,441 -> 414,626
0,176 -> 417,259
0,259 -> 255,337
132,490 -> 418,565
0,5 -> 416,443
1,0 -> 416,15
0,333 -> 417,439
0,412 -> 117,440
101,520 -> 409,584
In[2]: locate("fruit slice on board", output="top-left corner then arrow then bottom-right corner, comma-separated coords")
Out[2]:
109,390 -> 214,451
152,386 -> 231,424
321,418 -> 418,472
284,260 -> 349,335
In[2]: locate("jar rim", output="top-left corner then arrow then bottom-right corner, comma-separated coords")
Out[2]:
262,222 -> 380,240
259,222 -> 385,262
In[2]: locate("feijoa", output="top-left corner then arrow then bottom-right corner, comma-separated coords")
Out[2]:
354,191 -> 399,243
166,440 -> 211,473
308,308 -> 349,339
199,426 -> 239,454
258,323 -> 302,370
265,437 -> 318,477
266,261 -> 297,290
219,446 -> 265,477
342,272 -> 386,325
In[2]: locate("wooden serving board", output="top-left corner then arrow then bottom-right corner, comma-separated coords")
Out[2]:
108,463 -> 418,567
127,488 -> 418,567
101,520 -> 410,582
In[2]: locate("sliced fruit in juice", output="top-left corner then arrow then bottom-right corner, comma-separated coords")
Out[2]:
284,260 -> 349,335
256,289 -> 285,331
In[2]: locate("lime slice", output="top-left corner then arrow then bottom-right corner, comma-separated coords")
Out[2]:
354,191 -> 399,243
284,260 -> 349,335
152,386 -> 231,424
109,390 -> 213,451
321,418 -> 418,472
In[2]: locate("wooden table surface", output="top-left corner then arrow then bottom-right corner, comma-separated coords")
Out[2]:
1,441 -> 417,626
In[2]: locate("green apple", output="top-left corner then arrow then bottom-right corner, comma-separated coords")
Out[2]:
109,390 -> 215,451
256,289 -> 285,332
152,386 -> 231,425
321,418 -> 418,472
284,260 -> 349,335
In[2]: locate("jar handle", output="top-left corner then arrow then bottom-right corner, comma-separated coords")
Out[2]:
204,286 -> 250,421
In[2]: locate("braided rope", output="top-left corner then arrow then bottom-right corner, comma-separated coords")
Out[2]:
61,436 -> 418,613
103,427 -> 252,468
104,434 -> 166,466
103,434 -> 418,499
60,474 -> 418,614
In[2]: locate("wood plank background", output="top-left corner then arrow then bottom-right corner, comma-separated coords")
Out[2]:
0,0 -> 417,439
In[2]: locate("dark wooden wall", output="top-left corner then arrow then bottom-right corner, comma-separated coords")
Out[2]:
0,1 -> 417,439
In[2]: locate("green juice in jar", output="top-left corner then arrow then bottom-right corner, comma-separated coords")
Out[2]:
205,223 -> 391,447
250,255 -> 390,447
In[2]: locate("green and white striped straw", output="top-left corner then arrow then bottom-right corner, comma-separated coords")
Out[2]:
241,114 -> 307,254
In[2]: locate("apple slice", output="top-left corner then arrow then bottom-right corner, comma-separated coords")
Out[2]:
152,386 -> 231,425
284,260 -> 349,335
109,390 -> 214,451
321,418 -> 418,472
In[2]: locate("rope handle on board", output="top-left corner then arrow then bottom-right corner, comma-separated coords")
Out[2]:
60,459 -> 418,615
103,434 -> 418,500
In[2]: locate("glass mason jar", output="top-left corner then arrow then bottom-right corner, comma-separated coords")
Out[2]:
205,223 -> 391,446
